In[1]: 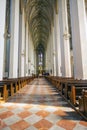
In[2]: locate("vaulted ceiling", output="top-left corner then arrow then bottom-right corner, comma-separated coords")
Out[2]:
25,0 -> 55,49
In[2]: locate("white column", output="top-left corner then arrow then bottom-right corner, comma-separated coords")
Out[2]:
48,38 -> 52,74
55,13 -> 62,76
25,22 -> 29,76
51,26 -> 56,76
46,39 -> 50,74
48,39 -> 52,74
50,31 -> 54,75
0,0 -> 6,80
58,0 -> 71,77
29,38 -> 32,75
54,11 -> 62,76
21,8 -> 25,77
49,35 -> 53,75
28,35 -> 34,75
54,12 -> 59,76
34,49 -> 36,74
13,0 -> 19,77
9,0 -> 19,78
28,33 -> 31,76
86,4 -> 87,32
45,49 -> 47,71
70,0 -> 87,79
30,40 -> 34,75
18,13 -> 22,77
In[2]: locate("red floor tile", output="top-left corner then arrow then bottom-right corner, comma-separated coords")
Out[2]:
79,120 -> 87,127
54,110 -> 67,116
0,120 -> 7,129
10,120 -> 30,130
36,110 -> 50,117
0,111 -> 14,119
34,119 -> 53,129
23,105 -> 33,109
56,119 -> 76,130
18,111 -> 32,118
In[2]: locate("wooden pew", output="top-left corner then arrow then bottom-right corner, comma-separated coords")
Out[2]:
0,80 -> 18,102
46,76 -> 87,105
46,76 -> 87,120
0,85 -> 8,101
79,90 -> 87,114
0,82 -> 11,102
46,76 -> 74,91
68,85 -> 87,105
61,80 -> 87,98
0,76 -> 35,102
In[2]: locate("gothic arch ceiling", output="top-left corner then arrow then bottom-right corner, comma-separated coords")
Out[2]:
26,0 -> 55,49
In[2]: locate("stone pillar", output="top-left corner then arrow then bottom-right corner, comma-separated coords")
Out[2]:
21,8 -> 25,77
55,13 -> 62,76
30,41 -> 34,75
48,39 -> 51,74
70,0 -> 87,79
28,33 -> 31,76
46,38 -> 51,74
30,39 -> 32,75
58,0 -> 71,77
9,0 -> 19,78
48,38 -> 52,75
28,35 -> 34,75
52,26 -> 56,76
49,35 -> 52,75
25,22 -> 29,76
50,31 -> 54,76
0,0 -> 6,80
34,48 -> 36,74
86,3 -> 87,32
18,13 -> 22,77
45,46 -> 47,71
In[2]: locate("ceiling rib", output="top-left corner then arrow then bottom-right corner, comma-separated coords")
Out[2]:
26,0 -> 54,49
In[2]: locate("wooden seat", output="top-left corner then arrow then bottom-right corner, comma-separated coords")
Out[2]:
0,76 -> 35,102
79,90 -> 87,115
69,86 -> 87,105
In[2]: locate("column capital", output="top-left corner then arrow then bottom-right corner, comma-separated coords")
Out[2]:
63,33 -> 70,40
21,50 -> 25,56
63,31 -> 70,40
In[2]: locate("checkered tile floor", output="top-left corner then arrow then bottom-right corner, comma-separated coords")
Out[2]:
0,78 -> 87,130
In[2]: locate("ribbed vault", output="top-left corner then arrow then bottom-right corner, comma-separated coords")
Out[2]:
26,0 -> 55,49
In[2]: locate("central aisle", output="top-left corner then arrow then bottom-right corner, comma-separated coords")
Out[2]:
0,78 -> 87,130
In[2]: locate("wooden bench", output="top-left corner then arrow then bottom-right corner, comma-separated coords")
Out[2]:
0,80 -> 19,102
46,76 -> 74,90
46,76 -> 87,119
68,85 -> 87,106
0,76 -> 35,102
79,90 -> 87,114
61,80 -> 87,98
46,76 -> 87,105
